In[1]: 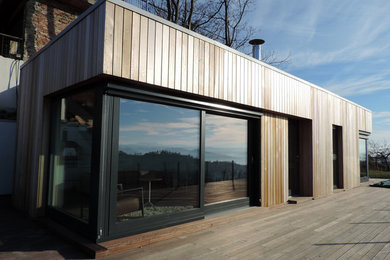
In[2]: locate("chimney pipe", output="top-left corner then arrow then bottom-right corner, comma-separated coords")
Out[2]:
249,39 -> 265,60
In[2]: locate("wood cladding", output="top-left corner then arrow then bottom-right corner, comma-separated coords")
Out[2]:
16,0 -> 372,213
14,3 -> 106,214
261,115 -> 289,207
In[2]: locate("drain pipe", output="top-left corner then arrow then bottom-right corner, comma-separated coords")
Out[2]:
249,39 -> 265,60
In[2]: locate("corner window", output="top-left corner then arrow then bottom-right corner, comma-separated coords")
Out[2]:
48,89 -> 95,222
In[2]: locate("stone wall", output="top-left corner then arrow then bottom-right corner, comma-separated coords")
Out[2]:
23,0 -> 92,60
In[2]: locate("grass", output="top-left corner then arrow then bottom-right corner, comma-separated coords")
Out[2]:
369,170 -> 390,179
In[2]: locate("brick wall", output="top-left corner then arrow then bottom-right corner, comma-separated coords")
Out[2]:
23,0 -> 92,60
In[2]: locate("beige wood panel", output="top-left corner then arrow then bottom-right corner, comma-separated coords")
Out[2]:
204,42 -> 209,97
220,48 -> 226,100
122,10 -> 132,78
103,2 -> 114,75
112,5 -> 123,77
154,22 -> 162,86
213,46 -> 220,98
198,40 -> 205,95
365,110 -> 372,132
168,27 -> 176,89
130,12 -> 140,81
343,102 -> 359,189
161,25 -> 169,88
192,37 -> 199,94
146,19 -> 155,84
208,44 -> 215,98
181,33 -> 188,91
222,50 -> 228,100
174,30 -> 182,90
261,114 -> 289,207
312,89 -> 333,197
138,16 -> 148,82
187,35 -> 194,93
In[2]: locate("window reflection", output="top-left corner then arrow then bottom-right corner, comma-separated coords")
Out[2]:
360,138 -> 368,178
205,114 -> 248,205
116,99 -> 200,221
49,90 -> 95,222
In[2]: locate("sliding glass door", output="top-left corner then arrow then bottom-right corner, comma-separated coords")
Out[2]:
205,114 -> 248,205
106,90 -> 258,238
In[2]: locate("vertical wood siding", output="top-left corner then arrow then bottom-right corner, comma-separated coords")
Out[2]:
261,114 -> 289,206
14,3 -> 106,214
16,0 -> 372,213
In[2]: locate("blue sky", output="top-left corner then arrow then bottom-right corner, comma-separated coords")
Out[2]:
249,0 -> 390,142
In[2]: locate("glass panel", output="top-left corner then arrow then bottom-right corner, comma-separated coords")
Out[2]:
49,90 -> 95,222
116,99 -> 200,221
205,114 -> 248,205
359,138 -> 368,178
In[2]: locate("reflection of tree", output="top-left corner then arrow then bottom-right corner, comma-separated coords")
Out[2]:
118,150 -> 247,187
205,160 -> 247,183
118,150 -> 199,186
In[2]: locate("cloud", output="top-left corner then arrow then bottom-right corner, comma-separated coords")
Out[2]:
324,72 -> 390,97
373,111 -> 390,119
371,111 -> 390,142
254,0 -> 390,69
370,129 -> 390,142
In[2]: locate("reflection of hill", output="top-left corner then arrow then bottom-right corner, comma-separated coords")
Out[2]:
119,150 -> 200,186
118,150 -> 247,185
119,150 -> 199,171
205,161 -> 247,182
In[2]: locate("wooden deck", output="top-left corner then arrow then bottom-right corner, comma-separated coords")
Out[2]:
101,180 -> 390,259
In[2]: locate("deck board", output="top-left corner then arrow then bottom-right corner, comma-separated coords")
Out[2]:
100,181 -> 390,259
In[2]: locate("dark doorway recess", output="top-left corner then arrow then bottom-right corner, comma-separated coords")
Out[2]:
288,119 -> 313,197
333,125 -> 344,189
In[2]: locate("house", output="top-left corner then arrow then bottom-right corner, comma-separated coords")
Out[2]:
14,0 -> 371,247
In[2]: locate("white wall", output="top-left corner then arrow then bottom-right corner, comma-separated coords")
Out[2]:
0,56 -> 22,110
0,56 -> 22,195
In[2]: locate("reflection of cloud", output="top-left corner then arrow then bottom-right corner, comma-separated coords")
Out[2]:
120,121 -> 198,135
136,109 -> 148,113
206,115 -> 247,147
182,129 -> 199,134
160,104 -> 186,114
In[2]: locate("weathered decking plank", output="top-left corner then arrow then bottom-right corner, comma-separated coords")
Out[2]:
100,182 -> 390,259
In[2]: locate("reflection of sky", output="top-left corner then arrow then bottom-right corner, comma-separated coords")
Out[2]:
119,99 -> 200,154
119,99 -> 248,164
206,114 -> 247,164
